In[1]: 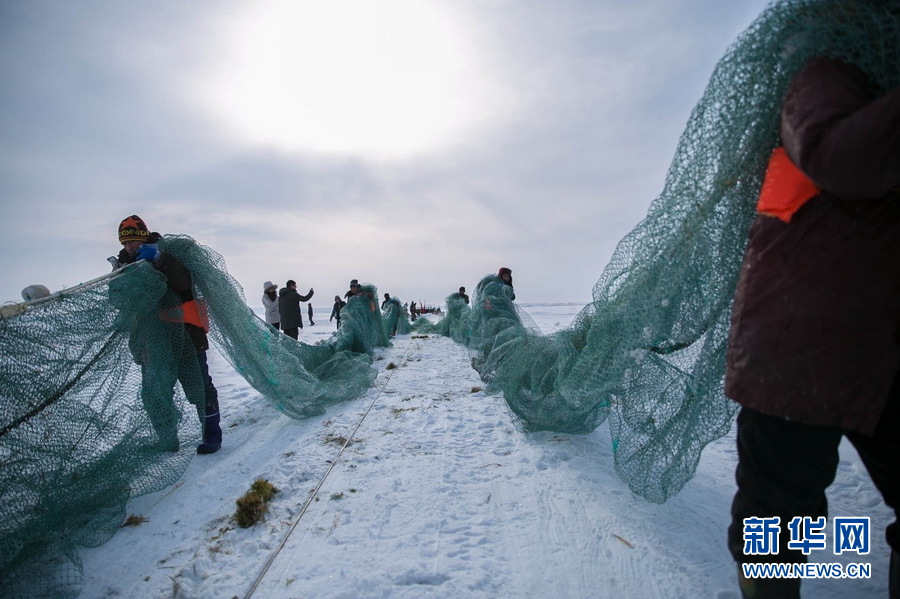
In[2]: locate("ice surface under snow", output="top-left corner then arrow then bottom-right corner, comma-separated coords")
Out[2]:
77,304 -> 892,598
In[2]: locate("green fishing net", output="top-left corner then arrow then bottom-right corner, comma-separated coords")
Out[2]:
438,0 -> 900,503
412,291 -> 474,345
0,264 -> 198,599
0,237 -> 385,598
381,296 -> 411,337
163,236 -> 379,417
334,283 -> 392,354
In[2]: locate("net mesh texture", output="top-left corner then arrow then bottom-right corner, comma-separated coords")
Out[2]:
0,237 -> 389,598
2,0 -> 898,597
420,0 -> 899,503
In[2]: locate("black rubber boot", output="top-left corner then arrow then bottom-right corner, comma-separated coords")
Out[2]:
196,411 -> 222,454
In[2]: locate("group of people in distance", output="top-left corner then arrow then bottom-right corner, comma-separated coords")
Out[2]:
261,279 -> 314,339
260,277 -> 478,339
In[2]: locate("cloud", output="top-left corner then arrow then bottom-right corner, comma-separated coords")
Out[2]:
0,0 -> 770,306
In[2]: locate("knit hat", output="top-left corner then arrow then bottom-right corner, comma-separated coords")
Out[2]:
264,281 -> 277,292
350,279 -> 359,287
118,215 -> 150,244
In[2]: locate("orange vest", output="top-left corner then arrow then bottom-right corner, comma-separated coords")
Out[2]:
160,299 -> 209,332
756,146 -> 821,223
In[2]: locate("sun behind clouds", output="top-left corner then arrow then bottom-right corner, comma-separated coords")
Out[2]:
200,0 -> 507,159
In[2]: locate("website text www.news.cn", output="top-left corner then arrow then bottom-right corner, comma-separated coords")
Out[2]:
742,516 -> 872,579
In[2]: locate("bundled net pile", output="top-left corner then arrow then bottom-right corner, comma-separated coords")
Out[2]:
381,297 -> 411,338
412,292 -> 476,345
0,236 -> 386,598
465,0 -> 900,503
333,284 -> 393,354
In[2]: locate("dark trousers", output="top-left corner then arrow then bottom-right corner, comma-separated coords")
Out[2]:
728,374 -> 900,565
284,327 -> 299,339
141,347 -> 219,445
195,350 -> 219,418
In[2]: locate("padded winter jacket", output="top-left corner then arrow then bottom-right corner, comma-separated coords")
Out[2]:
278,286 -> 314,330
262,292 -> 279,325
115,244 -> 210,353
725,57 -> 900,435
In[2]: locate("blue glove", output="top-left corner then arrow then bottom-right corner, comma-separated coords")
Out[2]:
135,244 -> 159,263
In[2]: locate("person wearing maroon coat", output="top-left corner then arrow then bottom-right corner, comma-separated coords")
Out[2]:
725,56 -> 900,597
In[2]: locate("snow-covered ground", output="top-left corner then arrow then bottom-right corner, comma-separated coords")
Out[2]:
78,304 -> 893,598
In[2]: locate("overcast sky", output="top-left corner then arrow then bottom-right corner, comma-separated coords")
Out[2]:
1,0 -> 769,308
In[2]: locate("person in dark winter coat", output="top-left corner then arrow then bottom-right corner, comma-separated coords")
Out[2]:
262,281 -> 279,330
724,53 -> 900,597
307,303 -> 315,326
344,279 -> 360,300
473,267 -> 516,308
330,295 -> 346,328
112,215 -> 223,455
278,280 -> 314,339
448,286 -> 469,305
345,278 -> 376,311
495,268 -> 515,301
